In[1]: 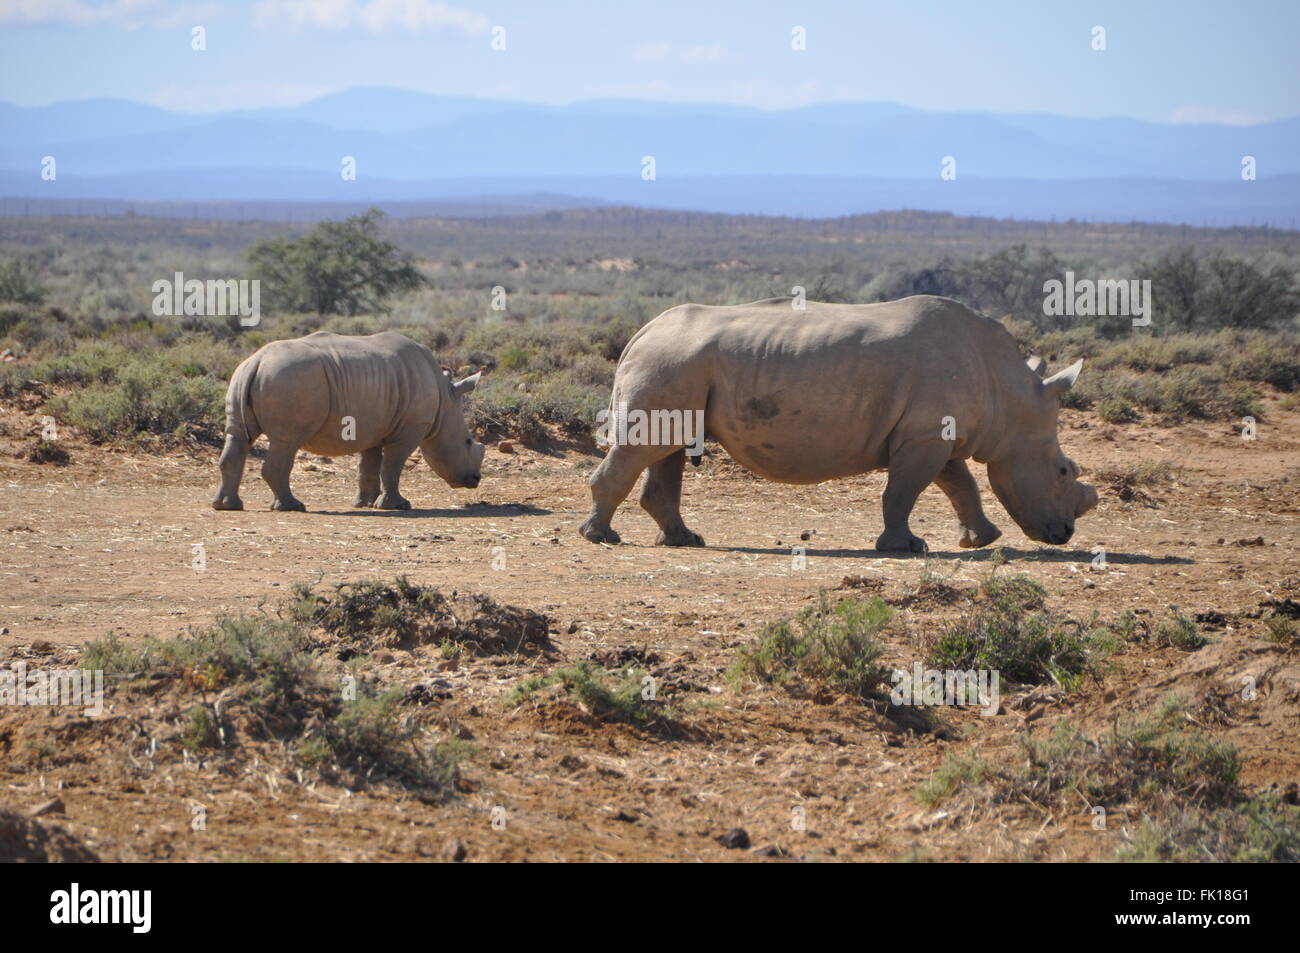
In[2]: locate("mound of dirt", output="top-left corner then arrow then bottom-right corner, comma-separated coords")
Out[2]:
0,807 -> 99,862
299,578 -> 552,655
1077,638 -> 1300,791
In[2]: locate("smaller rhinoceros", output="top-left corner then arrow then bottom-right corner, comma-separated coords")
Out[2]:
212,331 -> 483,512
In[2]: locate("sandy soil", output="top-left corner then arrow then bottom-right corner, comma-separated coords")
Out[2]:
1,399 -> 1297,861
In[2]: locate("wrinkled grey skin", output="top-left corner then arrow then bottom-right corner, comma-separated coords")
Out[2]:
580,295 -> 1098,552
213,331 -> 483,512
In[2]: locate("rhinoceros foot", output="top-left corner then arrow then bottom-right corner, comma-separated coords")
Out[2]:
579,519 -> 621,544
211,496 -> 244,511
271,497 -> 306,512
958,523 -> 1002,549
875,530 -> 928,553
656,528 -> 705,547
375,494 -> 412,510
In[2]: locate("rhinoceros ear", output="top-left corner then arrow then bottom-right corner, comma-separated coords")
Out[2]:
1041,359 -> 1083,400
1026,354 -> 1047,378
452,372 -> 481,397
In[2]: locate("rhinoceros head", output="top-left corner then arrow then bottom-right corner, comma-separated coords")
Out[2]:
420,371 -> 485,489
986,358 -> 1098,545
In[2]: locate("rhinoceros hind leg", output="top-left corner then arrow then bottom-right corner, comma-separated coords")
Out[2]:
374,440 -> 415,510
641,450 -> 705,547
262,441 -> 306,511
212,433 -> 248,510
352,446 -> 382,507
933,458 -> 1001,549
580,443 -> 656,544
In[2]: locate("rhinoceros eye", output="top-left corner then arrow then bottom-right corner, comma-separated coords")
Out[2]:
1059,466 -> 1068,476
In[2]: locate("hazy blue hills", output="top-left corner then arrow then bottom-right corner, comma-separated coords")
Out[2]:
2,87 -> 1295,224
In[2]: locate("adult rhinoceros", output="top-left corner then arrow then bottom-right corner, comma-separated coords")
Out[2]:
580,295 -> 1097,552
212,331 -> 483,512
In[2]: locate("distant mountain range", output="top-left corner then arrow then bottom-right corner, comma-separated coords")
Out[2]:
1,87 -> 1296,225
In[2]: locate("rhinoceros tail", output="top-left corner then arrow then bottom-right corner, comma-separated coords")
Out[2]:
224,353 -> 261,443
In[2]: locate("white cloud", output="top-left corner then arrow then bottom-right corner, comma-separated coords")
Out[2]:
634,42 -> 672,62
252,0 -> 489,36
682,42 -> 726,64
0,0 -> 218,29
632,41 -> 728,65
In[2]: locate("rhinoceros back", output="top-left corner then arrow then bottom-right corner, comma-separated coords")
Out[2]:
229,331 -> 442,455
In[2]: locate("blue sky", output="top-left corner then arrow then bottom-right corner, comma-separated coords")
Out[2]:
1,0 -> 1296,122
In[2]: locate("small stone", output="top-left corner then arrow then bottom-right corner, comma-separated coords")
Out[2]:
498,441 -> 515,454
800,530 -> 813,541
30,640 -> 53,653
717,827 -> 750,849
567,621 -> 579,634
26,796 -> 65,818
443,838 -> 467,862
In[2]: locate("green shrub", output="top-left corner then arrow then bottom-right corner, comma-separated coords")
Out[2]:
297,686 -> 464,789
927,573 -> 1111,689
915,755 -> 992,807
47,360 -> 225,443
181,705 -> 220,752
1154,608 -> 1210,651
0,260 -> 48,305
507,660 -> 667,728
1262,614 -> 1299,647
1013,699 -> 1239,810
1118,797 -> 1300,862
729,592 -> 893,699
977,568 -> 1048,613
1096,396 -> 1138,423
83,610 -> 461,794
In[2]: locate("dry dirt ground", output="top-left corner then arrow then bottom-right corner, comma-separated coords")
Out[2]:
1,398 -> 1298,862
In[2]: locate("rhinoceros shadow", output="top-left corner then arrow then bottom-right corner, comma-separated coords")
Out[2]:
714,544 -> 1193,566
312,502 -> 552,518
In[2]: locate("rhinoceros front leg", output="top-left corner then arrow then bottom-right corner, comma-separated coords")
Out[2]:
640,449 -> 705,547
212,433 -> 248,510
352,446 -> 382,507
875,441 -> 949,553
263,440 -> 306,511
934,458 -> 1002,549
375,440 -> 416,510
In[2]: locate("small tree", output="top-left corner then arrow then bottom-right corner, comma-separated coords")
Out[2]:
1201,257 -> 1300,329
248,209 -> 425,316
1147,248 -> 1201,330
